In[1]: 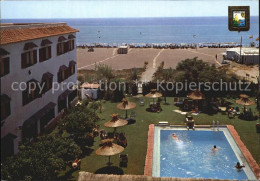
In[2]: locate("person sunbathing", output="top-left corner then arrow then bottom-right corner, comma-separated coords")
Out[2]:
72,158 -> 81,169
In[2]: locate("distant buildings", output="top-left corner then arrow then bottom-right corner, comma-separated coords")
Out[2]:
117,46 -> 128,54
1,23 -> 79,158
225,47 -> 259,65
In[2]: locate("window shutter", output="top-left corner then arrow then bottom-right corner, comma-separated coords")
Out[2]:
58,72 -> 61,83
4,58 -> 10,75
72,40 -> 75,50
57,44 -> 60,55
64,42 -> 69,53
39,48 -> 43,62
6,101 -> 11,117
33,50 -> 37,64
41,80 -> 47,94
21,53 -> 27,68
37,83 -> 42,98
65,68 -> 69,78
1,103 -> 6,121
22,90 -> 27,106
48,46 -> 52,59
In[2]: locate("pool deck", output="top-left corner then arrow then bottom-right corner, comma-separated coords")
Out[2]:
78,171 -> 233,181
144,124 -> 155,176
144,124 -> 260,180
227,125 -> 260,180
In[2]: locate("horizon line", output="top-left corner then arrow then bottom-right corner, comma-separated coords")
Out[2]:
2,15 -> 260,20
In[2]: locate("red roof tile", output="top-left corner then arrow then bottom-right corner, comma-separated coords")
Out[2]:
0,24 -> 79,45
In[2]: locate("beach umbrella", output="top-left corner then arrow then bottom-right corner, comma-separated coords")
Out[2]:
104,113 -> 128,132
239,94 -> 249,98
116,98 -> 136,119
188,89 -> 205,100
236,95 -> 255,106
101,138 -> 114,144
145,89 -> 162,104
96,141 -> 124,166
256,37 -> 259,41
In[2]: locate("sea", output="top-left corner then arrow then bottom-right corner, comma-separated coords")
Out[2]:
2,17 -> 259,46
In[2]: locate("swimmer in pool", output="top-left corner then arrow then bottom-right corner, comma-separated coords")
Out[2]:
172,133 -> 181,142
235,162 -> 245,169
172,133 -> 178,139
212,145 -> 218,151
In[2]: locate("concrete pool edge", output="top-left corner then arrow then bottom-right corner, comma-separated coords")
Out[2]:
145,124 -> 260,180
227,125 -> 260,180
144,124 -> 155,176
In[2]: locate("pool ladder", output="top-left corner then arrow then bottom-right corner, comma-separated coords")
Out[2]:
212,120 -> 219,131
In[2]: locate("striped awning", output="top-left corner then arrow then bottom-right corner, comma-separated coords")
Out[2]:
41,39 -> 53,46
1,94 -> 11,103
59,65 -> 68,71
69,60 -> 77,66
58,36 -> 67,42
68,34 -> 76,39
0,48 -> 10,57
23,102 -> 56,126
24,42 -> 38,51
42,72 -> 54,80
58,89 -> 71,101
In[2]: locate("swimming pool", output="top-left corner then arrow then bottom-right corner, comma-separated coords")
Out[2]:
152,126 -> 257,180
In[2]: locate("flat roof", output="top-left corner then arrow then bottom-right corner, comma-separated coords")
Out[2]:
81,83 -> 100,89
118,46 -> 128,48
0,23 -> 79,45
226,47 -> 259,55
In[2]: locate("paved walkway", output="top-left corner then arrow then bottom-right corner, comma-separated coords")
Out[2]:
185,49 -> 222,66
140,49 -> 164,82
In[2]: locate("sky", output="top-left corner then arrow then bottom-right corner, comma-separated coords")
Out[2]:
0,0 -> 259,19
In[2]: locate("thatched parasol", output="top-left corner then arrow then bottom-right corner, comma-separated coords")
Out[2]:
96,141 -> 124,166
236,96 -> 255,106
188,90 -> 205,100
101,139 -> 114,144
104,114 -> 128,132
145,89 -> 162,104
239,94 -> 249,99
116,98 -> 136,118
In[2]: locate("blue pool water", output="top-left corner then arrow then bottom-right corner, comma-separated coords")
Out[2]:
160,130 -> 248,180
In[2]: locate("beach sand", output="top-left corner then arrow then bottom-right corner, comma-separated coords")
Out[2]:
77,47 -> 226,70
77,47 -> 258,83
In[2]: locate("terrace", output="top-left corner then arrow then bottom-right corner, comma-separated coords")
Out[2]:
67,95 -> 259,180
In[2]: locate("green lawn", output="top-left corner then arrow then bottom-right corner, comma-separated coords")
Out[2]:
70,96 -> 260,179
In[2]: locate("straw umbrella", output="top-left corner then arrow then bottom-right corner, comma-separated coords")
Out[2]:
96,141 -> 124,166
188,89 -> 205,100
236,94 -> 255,119
145,89 -> 162,104
188,90 -> 205,110
104,113 -> 128,133
236,94 -> 255,106
116,98 -> 136,119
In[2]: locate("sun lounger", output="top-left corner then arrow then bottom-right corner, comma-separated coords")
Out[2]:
130,111 -> 136,119
176,97 -> 184,105
139,98 -> 145,106
119,154 -> 128,167
173,97 -> 178,104
158,121 -> 169,126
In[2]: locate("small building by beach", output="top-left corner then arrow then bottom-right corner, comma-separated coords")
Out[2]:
226,47 -> 259,65
117,46 -> 128,54
81,83 -> 100,100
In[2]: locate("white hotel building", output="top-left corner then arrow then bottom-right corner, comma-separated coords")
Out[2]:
1,23 -> 78,158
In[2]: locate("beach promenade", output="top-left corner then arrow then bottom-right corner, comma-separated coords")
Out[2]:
77,47 -> 225,71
